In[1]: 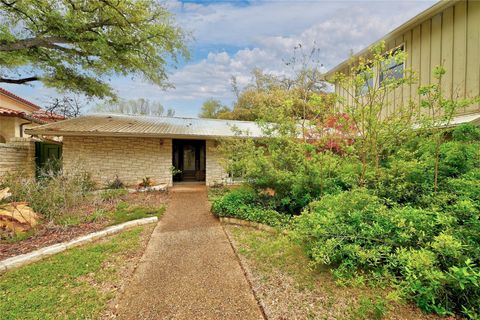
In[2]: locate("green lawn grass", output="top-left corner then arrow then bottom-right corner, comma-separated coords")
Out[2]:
109,201 -> 165,225
54,201 -> 165,228
0,226 -> 151,320
230,226 -> 439,320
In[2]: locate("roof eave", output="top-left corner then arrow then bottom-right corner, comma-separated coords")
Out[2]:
324,0 -> 458,79
24,129 -> 264,140
0,88 -> 41,111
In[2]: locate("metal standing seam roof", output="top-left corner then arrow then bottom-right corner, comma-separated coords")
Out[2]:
25,114 -> 266,139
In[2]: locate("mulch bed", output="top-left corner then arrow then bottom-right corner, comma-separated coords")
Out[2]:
0,222 -> 106,260
0,191 -> 169,261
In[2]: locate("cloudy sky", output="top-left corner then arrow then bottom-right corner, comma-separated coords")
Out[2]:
3,0 -> 437,117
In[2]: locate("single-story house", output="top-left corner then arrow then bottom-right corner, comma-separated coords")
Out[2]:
324,0 -> 480,121
26,114 -> 264,187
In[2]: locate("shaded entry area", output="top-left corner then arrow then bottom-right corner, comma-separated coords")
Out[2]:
172,139 -> 206,182
35,142 -> 62,176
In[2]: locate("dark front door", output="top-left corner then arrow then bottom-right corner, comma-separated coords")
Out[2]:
172,140 -> 206,182
35,142 -> 62,176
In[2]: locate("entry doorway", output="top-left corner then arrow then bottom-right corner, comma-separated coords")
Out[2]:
35,142 -> 62,176
172,139 -> 206,182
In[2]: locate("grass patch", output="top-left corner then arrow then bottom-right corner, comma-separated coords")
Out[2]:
0,226 -> 151,320
54,201 -> 165,228
1,230 -> 35,244
109,201 -> 165,225
230,226 -> 440,320
99,189 -> 129,202
232,225 -> 316,289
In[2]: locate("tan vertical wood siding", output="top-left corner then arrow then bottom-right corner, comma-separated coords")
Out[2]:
334,0 -> 480,116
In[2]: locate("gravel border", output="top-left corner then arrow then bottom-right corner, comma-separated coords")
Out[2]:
0,217 -> 158,274
221,223 -> 268,320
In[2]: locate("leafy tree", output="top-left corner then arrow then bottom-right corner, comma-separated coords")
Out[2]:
0,0 -> 188,98
417,66 -> 479,192
93,98 -> 175,116
225,65 -> 334,123
198,98 -> 231,119
332,41 -> 417,185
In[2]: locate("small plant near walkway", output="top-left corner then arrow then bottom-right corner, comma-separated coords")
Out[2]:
228,226 -> 441,320
0,225 -> 154,320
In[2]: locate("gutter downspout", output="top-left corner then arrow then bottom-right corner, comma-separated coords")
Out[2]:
20,121 -> 32,138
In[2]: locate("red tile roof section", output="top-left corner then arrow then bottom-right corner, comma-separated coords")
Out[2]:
31,110 -> 66,122
0,87 -> 41,110
0,106 -> 65,124
0,107 -> 24,116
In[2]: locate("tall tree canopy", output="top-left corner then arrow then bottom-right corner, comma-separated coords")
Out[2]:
220,67 -> 334,123
0,0 -> 188,98
218,45 -> 333,122
198,98 -> 231,119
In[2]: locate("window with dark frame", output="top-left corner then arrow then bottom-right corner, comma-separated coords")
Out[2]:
356,69 -> 375,96
355,44 -> 405,96
380,45 -> 405,84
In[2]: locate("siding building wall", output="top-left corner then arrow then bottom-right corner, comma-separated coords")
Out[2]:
328,0 -> 480,117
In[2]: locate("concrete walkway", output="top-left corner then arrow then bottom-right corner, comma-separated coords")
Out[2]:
116,184 -> 264,320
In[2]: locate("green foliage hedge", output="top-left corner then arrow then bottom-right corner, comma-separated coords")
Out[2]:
292,188 -> 479,316
215,124 -> 480,318
211,187 -> 290,227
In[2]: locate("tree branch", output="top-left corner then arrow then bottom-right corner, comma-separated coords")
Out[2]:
0,37 -> 69,51
0,76 -> 39,84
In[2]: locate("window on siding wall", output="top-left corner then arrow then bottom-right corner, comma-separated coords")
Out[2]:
356,70 -> 375,96
380,45 -> 405,84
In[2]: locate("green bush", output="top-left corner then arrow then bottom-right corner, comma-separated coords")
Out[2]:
292,189 -> 480,317
211,187 -> 290,227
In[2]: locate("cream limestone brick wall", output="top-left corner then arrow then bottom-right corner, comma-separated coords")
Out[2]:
0,138 -> 35,178
206,139 -> 227,186
63,136 -> 173,187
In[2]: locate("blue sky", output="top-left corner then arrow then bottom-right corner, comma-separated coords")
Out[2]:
2,0 -> 437,117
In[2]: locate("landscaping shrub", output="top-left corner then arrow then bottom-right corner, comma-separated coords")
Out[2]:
105,175 -> 125,189
0,169 -> 95,221
292,188 -> 480,317
211,187 -> 290,227
214,56 -> 480,319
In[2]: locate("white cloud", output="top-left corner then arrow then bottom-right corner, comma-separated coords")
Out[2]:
128,0 -> 437,115
3,0 -> 438,117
